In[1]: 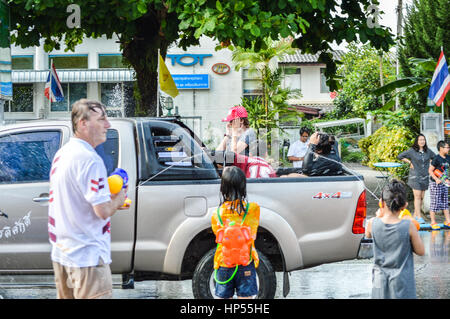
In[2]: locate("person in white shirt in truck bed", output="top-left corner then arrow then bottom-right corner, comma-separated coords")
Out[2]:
287,127 -> 310,170
48,99 -> 127,299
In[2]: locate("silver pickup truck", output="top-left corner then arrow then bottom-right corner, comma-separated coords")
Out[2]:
0,118 -> 369,298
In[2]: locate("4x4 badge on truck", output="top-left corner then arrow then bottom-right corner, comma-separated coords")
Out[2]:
312,192 -> 352,199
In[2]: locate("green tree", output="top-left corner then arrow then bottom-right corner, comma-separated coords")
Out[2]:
240,70 -> 302,133
397,0 -> 450,113
233,38 -> 302,152
232,38 -> 296,115
8,0 -> 394,116
371,56 -> 448,118
332,43 -> 396,118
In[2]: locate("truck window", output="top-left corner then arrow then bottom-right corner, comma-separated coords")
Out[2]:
0,131 -> 61,183
95,129 -> 119,176
144,121 -> 218,180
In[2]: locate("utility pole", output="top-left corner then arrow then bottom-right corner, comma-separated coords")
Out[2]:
379,53 -> 385,105
0,0 -> 12,125
395,0 -> 403,110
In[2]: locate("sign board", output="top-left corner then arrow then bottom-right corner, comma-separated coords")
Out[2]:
0,0 -> 12,101
172,74 -> 210,89
211,63 -> 230,75
166,54 -> 212,66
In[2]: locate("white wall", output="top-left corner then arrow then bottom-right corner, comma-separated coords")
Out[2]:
297,65 -> 332,103
166,36 -> 242,140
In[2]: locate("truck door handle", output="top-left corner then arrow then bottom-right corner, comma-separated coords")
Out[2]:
33,197 -> 50,203
33,193 -> 50,203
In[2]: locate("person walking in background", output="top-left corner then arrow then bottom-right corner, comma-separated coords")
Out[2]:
211,166 -> 260,299
365,179 -> 425,299
287,127 -> 310,169
216,105 -> 257,156
48,99 -> 127,299
428,140 -> 450,230
398,134 -> 435,224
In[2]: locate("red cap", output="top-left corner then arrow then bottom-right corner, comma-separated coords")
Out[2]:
221,105 -> 248,122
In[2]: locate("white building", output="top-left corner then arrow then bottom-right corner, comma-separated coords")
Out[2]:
6,35 -> 342,143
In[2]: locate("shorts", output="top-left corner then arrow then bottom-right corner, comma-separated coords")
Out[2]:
407,175 -> 429,191
214,262 -> 258,299
52,259 -> 113,299
429,182 -> 449,212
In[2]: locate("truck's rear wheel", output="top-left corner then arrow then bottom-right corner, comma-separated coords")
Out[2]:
192,248 -> 276,299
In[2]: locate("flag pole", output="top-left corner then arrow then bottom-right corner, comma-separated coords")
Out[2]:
48,59 -> 53,118
442,46 -> 445,138
157,49 -> 160,117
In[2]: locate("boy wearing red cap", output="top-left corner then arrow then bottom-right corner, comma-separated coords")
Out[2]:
216,105 -> 257,156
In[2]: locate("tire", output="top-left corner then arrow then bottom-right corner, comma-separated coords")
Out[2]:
192,248 -> 277,299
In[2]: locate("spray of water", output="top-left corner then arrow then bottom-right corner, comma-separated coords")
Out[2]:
133,150 -> 380,202
136,152 -> 206,187
314,153 -> 380,200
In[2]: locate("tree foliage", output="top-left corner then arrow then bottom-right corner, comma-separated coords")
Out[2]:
372,57 -> 448,115
398,0 -> 450,113
8,0 -> 395,116
232,38 -> 298,113
331,42 -> 396,118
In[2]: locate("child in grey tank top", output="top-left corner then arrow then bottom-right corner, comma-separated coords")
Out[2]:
365,180 -> 425,299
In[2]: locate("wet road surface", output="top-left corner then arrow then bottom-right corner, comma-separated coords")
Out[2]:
0,230 -> 448,299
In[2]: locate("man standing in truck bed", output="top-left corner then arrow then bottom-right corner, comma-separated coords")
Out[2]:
48,99 -> 127,299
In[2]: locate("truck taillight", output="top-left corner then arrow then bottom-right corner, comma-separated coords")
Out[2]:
352,190 -> 366,234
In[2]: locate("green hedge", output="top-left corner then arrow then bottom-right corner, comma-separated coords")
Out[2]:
358,125 -> 414,180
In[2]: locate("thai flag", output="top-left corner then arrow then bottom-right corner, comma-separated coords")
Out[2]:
428,51 -> 450,106
44,61 -> 64,102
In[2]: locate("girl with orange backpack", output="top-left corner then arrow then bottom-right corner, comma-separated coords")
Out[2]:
211,166 -> 260,299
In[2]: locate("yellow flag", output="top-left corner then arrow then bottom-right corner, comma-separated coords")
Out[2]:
159,54 -> 179,98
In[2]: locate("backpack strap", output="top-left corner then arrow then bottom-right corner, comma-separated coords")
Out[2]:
217,202 -> 250,226
217,206 -> 224,226
240,202 -> 250,225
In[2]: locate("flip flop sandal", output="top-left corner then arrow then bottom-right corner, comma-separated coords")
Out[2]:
431,223 -> 441,230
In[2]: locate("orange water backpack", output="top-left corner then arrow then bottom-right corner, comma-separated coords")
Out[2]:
214,204 -> 252,284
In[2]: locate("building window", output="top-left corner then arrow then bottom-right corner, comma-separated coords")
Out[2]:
51,83 -> 87,112
99,54 -> 127,68
282,67 -> 301,91
49,55 -> 88,69
6,84 -> 33,112
11,56 -> 34,70
320,68 -> 330,93
100,82 -> 136,117
242,68 -> 263,100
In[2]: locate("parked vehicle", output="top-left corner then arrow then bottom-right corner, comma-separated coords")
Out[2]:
0,118 -> 369,298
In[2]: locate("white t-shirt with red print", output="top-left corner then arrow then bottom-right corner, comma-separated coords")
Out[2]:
48,138 -> 112,267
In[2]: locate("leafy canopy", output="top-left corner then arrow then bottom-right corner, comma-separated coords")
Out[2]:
397,0 -> 450,113
7,0 -> 395,115
332,42 -> 396,118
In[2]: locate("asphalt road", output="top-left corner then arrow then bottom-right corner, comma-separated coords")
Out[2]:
0,229 -> 448,299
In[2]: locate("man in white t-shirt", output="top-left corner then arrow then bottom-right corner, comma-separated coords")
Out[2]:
287,127 -> 310,168
48,99 -> 127,299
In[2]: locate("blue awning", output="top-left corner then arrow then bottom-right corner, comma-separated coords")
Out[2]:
12,69 -> 135,83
